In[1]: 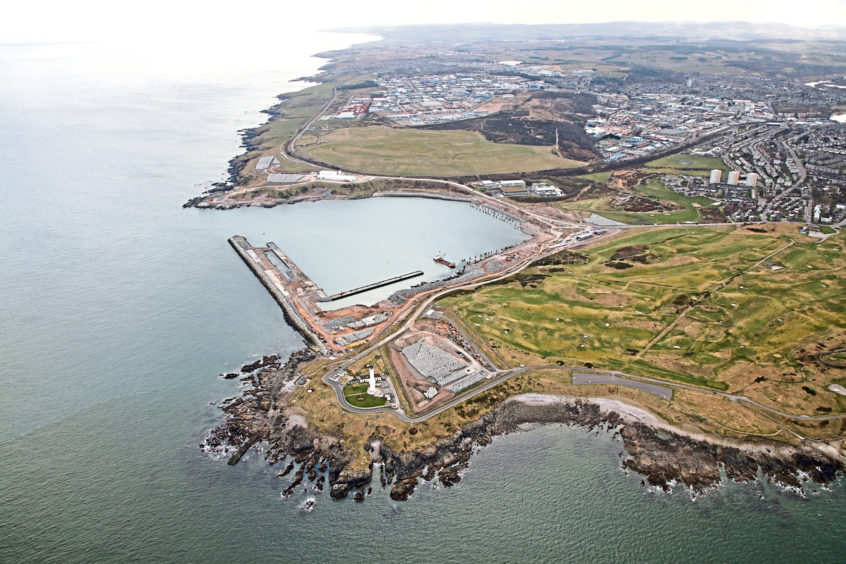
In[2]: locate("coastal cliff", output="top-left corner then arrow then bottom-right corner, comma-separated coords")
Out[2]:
204,352 -> 843,502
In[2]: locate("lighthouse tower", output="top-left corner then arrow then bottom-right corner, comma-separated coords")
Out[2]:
367,366 -> 378,396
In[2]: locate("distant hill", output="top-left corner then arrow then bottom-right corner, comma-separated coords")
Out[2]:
335,21 -> 846,42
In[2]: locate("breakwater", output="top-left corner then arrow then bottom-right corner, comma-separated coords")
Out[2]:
228,236 -> 327,353
318,270 -> 424,302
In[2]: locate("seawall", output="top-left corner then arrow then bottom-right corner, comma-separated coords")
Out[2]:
228,236 -> 327,354
319,270 -> 424,302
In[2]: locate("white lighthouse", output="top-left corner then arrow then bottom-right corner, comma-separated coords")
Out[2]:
367,366 -> 378,396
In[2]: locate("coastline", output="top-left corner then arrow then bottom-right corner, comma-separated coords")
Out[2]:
204,350 -> 844,502
184,185 -> 473,210
195,38 -> 845,504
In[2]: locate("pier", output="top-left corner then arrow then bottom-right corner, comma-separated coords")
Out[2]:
228,236 -> 327,353
471,200 -> 523,224
318,270 -> 424,302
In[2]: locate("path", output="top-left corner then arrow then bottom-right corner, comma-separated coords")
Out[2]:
324,363 -> 846,424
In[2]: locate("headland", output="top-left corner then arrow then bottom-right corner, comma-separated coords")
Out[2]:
198,24 -> 846,502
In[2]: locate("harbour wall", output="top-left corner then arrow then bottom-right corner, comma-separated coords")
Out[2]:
318,270 -> 425,302
228,236 -> 327,354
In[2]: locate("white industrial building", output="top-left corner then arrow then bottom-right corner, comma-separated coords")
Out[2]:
317,170 -> 357,182
256,156 -> 281,170
530,182 -> 562,197
745,173 -> 759,187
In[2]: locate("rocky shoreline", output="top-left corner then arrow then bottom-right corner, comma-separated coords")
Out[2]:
183,186 -> 470,211
204,351 -> 843,502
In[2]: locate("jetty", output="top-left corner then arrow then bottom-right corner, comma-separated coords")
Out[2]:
228,236 -> 328,353
318,271 -> 424,302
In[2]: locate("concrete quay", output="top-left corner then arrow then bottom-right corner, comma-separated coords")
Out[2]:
228,236 -> 327,353
318,270 -> 424,302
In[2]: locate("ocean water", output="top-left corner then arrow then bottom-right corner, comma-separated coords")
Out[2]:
0,37 -> 843,563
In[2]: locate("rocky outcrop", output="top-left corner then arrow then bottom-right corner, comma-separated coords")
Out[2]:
618,421 -> 841,492
240,354 -> 280,374
330,467 -> 372,500
206,361 -> 843,502
202,348 -> 315,463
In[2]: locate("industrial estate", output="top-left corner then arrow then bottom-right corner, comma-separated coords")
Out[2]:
200,23 -> 846,502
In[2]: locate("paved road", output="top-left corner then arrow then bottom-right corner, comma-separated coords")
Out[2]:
572,372 -> 672,400
521,366 -> 846,422
325,361 -> 846,424
285,87 -> 338,160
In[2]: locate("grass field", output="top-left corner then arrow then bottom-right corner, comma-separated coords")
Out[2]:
439,226 -> 846,415
299,125 -> 584,176
253,75 -> 373,150
343,383 -> 387,408
255,83 -> 336,149
560,177 -> 720,225
577,171 -> 613,183
232,77 -> 374,185
643,153 -> 729,176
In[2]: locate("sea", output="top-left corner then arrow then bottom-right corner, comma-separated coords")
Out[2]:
0,33 -> 843,563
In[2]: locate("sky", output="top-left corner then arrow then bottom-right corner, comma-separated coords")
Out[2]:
1,0 -> 843,85
2,0 -> 845,46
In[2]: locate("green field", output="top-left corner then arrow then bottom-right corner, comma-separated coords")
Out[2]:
299,126 -> 583,176
252,75 -> 373,150
643,153 -> 729,176
577,171 -> 613,183
560,176 -> 720,225
439,226 -> 846,414
343,383 -> 388,408
232,77 -> 374,184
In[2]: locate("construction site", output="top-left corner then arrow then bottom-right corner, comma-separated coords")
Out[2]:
385,314 -> 497,413
228,197 -> 558,354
